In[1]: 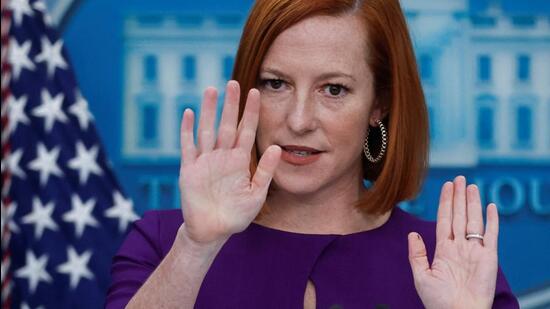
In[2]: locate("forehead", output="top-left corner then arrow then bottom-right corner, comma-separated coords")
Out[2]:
262,14 -> 368,74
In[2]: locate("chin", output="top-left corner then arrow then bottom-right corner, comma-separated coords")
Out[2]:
270,170 -> 326,196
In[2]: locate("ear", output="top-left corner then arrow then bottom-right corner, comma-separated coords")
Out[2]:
368,102 -> 385,127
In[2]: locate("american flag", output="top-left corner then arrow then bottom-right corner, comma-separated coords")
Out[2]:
1,0 -> 138,308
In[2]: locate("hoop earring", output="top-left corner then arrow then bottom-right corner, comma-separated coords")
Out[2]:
363,119 -> 387,163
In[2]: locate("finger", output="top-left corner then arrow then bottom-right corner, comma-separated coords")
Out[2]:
408,232 -> 430,282
216,81 -> 240,149
197,87 -> 218,153
436,181 -> 453,242
180,108 -> 197,165
251,145 -> 281,193
466,184 -> 484,246
452,175 -> 467,241
236,88 -> 260,152
484,203 -> 499,250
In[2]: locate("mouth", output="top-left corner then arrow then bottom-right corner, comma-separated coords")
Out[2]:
279,145 -> 324,165
280,145 -> 322,155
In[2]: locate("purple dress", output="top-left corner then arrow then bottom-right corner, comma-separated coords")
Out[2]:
105,207 -> 519,308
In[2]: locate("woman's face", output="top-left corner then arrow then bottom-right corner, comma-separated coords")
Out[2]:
256,14 -> 380,196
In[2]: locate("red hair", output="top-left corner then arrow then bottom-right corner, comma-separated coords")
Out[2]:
232,0 -> 429,216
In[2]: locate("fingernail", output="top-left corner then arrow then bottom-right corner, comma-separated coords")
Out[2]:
205,86 -> 217,96
416,233 -> 421,240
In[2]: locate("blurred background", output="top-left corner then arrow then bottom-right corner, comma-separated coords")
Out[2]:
4,0 -> 549,307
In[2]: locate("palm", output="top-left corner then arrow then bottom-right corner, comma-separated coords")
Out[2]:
178,82 -> 281,244
408,177 -> 499,309
181,149 -> 256,235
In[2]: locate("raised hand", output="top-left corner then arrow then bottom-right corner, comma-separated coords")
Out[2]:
408,176 -> 499,309
178,81 -> 281,245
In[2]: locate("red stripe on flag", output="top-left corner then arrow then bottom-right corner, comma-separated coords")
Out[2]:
1,3 -> 12,308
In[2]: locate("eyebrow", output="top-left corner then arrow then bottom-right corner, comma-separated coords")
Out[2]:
259,68 -> 291,80
260,67 -> 357,82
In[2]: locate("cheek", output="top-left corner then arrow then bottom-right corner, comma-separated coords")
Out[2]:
325,111 -> 369,150
331,124 -> 365,150
256,100 -> 284,151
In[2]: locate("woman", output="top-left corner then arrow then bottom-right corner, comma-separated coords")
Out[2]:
106,0 -> 519,308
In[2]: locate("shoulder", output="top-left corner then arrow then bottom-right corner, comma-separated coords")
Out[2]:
137,209 -> 184,233
389,207 -> 437,257
117,209 -> 183,260
392,207 -> 436,238
136,209 -> 184,256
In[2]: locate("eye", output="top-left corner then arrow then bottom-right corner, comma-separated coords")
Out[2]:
323,84 -> 349,98
260,78 -> 286,90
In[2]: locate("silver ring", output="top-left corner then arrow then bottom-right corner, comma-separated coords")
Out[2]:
466,233 -> 484,241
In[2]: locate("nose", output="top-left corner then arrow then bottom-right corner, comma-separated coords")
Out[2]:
286,91 -> 318,135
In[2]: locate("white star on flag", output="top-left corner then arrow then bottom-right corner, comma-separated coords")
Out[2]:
8,38 -> 35,80
69,92 -> 94,130
8,0 -> 34,26
62,195 -> 99,238
32,89 -> 68,132
27,143 -> 63,186
7,148 -> 26,179
21,197 -> 59,240
2,201 -> 20,234
56,247 -> 94,289
8,94 -> 30,133
32,0 -> 52,26
68,141 -> 103,185
1,201 -> 20,239
15,250 -> 52,293
105,191 -> 139,232
34,36 -> 67,78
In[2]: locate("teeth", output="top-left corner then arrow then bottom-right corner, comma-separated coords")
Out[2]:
291,150 -> 311,156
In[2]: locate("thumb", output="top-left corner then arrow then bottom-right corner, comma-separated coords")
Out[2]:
251,145 -> 281,192
408,232 -> 430,279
